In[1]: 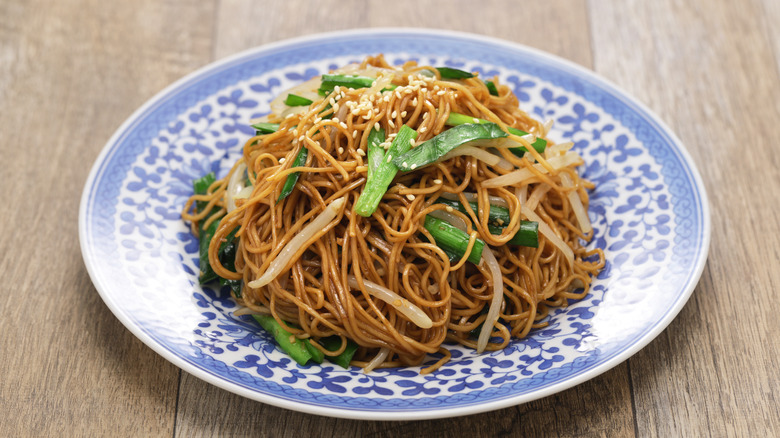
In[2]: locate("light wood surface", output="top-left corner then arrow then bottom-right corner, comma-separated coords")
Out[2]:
1,0 -> 777,436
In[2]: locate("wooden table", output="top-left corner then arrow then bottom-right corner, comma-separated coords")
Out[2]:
2,1 -> 778,436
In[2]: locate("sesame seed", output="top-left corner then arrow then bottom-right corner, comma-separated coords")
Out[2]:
389,133 -> 397,138
401,111 -> 407,117
333,103 -> 340,111
339,122 -> 348,129
298,135 -> 305,142
383,95 -> 390,102
391,110 -> 397,118
423,112 -> 429,119
388,119 -> 395,128
332,117 -> 340,123
338,147 -> 344,154
352,130 -> 358,138
433,85 -> 440,91
437,90 -> 446,96
497,219 -> 505,225
314,117 -> 322,124
293,129 -> 299,136
334,86 -> 341,93
421,88 -> 427,93
404,88 -> 413,94
395,91 -> 402,99
329,98 -> 336,106
351,109 -> 360,115
409,138 -> 415,146
419,126 -> 427,133
386,155 -> 392,163
279,157 -> 286,164
445,206 -> 454,212
473,118 -> 480,123
406,194 -> 416,201
410,164 -> 417,170
433,179 -> 443,184
402,161 -> 408,167
412,97 -> 418,106
374,122 -> 380,131
357,149 -> 365,156
289,335 -> 296,344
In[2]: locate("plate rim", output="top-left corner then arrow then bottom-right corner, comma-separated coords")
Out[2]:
78,27 -> 711,420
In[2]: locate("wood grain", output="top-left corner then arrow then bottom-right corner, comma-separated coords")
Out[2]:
1,0 -> 779,435
589,0 -> 780,435
0,0 -> 216,435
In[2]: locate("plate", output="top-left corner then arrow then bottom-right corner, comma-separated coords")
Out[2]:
79,28 -> 710,420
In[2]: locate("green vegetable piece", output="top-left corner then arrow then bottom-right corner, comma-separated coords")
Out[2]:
423,215 -> 485,265
366,127 -> 386,183
193,173 -> 218,284
252,122 -> 280,134
276,146 -> 309,203
318,336 -> 359,369
284,93 -> 313,107
392,123 -> 507,171
445,112 -> 547,154
435,198 -> 511,227
354,125 -> 417,217
436,67 -> 475,79
217,228 -> 242,297
303,339 -> 325,364
488,221 -> 539,247
252,315 -> 313,366
318,74 -> 397,95
484,80 -> 499,96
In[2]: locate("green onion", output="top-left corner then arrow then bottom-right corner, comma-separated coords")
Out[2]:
318,74 -> 397,95
435,198 -> 510,227
445,112 -> 547,154
251,122 -> 280,135
276,146 -> 308,203
484,80 -> 499,96
354,125 -> 417,217
392,123 -> 507,171
436,67 -> 475,79
193,173 -> 218,284
217,228 -> 242,297
252,315 -> 313,366
303,339 -> 325,364
284,93 -> 313,106
318,336 -> 359,369
366,127 -> 386,182
423,215 -> 484,265
488,222 -> 539,247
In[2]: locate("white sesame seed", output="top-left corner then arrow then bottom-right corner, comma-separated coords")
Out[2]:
401,111 -> 407,117
279,157 -> 286,164
298,135 -> 305,142
351,109 -> 360,115
421,88 -> 427,93
333,103 -> 340,111
419,126 -> 427,133
389,132 -> 397,138
395,91 -> 402,99
352,130 -> 358,138
374,122 -> 381,131
445,206 -> 454,212
388,119 -> 395,128
339,122 -> 348,129
473,118 -> 480,123
383,95 -> 390,102
433,179 -> 442,184
329,98 -> 336,106
437,90 -> 446,96
402,161 -> 408,167
338,147 -> 344,154
406,194 -> 416,201
391,110 -> 397,118
433,85 -> 440,91
423,112 -> 429,119
409,138 -> 415,146
386,155 -> 392,162
404,88 -> 413,94
334,86 -> 341,93
332,117 -> 340,123
314,116 -> 322,124
412,97 -> 418,106
357,148 -> 365,156
293,129 -> 299,136
410,164 -> 417,170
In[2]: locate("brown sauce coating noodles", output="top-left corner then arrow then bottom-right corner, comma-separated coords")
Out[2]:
182,55 -> 604,372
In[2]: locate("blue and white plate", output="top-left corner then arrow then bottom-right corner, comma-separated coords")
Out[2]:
79,29 -> 710,420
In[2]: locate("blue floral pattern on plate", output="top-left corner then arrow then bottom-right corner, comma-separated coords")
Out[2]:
79,29 -> 709,420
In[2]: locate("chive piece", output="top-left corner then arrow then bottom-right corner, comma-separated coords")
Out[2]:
436,67 -> 475,79
366,127 -> 386,183
276,146 -> 308,203
484,80 -> 499,96
252,122 -> 280,134
217,228 -> 242,297
252,315 -> 313,366
303,339 -> 325,364
354,125 -> 417,217
193,172 -> 218,284
445,112 -> 547,154
435,198 -> 511,227
318,336 -> 359,369
392,123 -> 507,171
318,74 -> 397,95
284,93 -> 314,107
423,215 -> 484,265
488,221 -> 539,247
